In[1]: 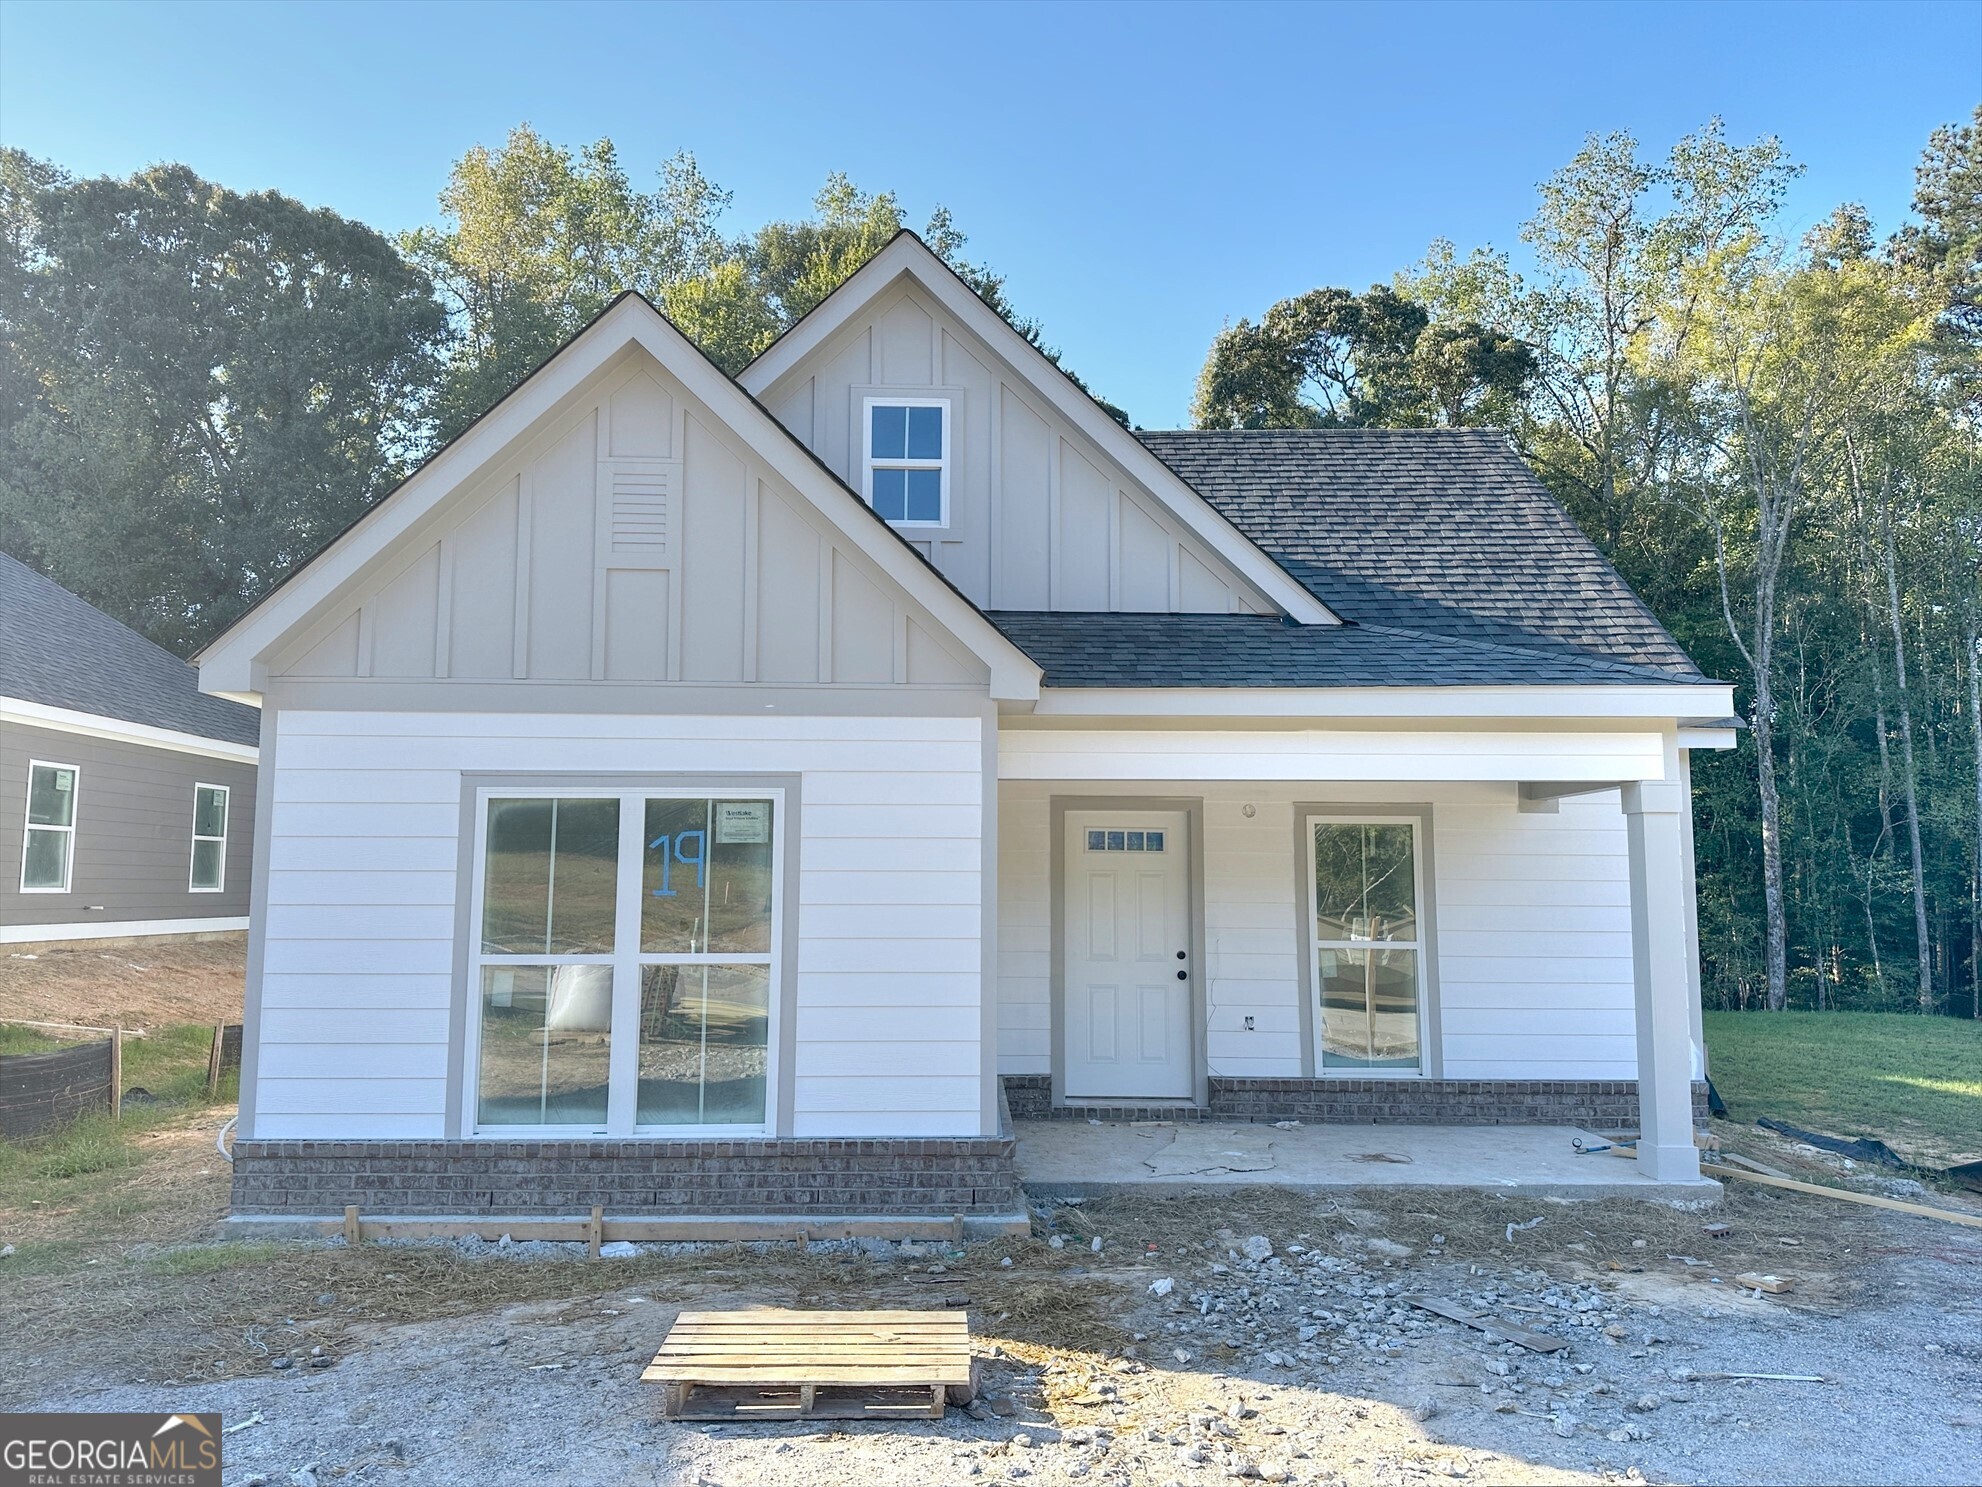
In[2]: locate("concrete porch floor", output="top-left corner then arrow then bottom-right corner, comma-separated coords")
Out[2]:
1013,1119 -> 1723,1201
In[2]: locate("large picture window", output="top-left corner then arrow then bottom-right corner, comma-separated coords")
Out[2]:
1308,817 -> 1426,1074
20,760 -> 79,893
467,789 -> 781,1135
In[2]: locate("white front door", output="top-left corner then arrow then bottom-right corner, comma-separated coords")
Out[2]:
1064,810 -> 1194,1100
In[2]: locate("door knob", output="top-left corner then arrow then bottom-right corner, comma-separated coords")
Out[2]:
1175,951 -> 1186,960
1176,970 -> 1188,981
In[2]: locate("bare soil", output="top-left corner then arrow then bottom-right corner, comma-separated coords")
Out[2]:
4,1112 -> 1981,1487
0,934 -> 245,1030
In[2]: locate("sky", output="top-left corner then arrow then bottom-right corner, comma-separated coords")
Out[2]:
2,0 -> 1976,427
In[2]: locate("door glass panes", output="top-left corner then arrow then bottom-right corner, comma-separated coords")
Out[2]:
476,965 -> 612,1126
481,797 -> 619,954
642,798 -> 774,954
1314,822 -> 1422,1072
637,964 -> 770,1125
1313,823 -> 1416,941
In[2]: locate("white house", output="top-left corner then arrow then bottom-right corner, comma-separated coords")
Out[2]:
198,233 -> 1734,1230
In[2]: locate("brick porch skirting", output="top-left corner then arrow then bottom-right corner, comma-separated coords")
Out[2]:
1002,1074 -> 1708,1129
229,1136 -> 1022,1218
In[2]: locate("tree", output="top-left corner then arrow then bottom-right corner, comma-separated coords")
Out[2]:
0,152 -> 446,652
1191,283 -> 1532,429
402,125 -> 732,439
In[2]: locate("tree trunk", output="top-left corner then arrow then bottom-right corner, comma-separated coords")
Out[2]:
1967,605 -> 1982,1020
1753,663 -> 1790,1012
1881,517 -> 1935,1014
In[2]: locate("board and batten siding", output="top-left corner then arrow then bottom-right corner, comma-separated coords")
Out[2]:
0,720 -> 256,931
755,280 -> 1275,617
998,780 -> 1642,1083
252,711 -> 987,1140
267,354 -> 989,693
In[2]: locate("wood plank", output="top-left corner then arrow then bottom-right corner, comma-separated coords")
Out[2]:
1711,1165 -> 1982,1228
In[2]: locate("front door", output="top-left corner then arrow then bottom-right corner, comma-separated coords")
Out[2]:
1063,810 -> 1194,1100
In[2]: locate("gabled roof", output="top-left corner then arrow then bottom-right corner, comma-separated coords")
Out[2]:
988,611 -> 1709,689
1137,428 -> 1703,678
1,550 -> 261,746
195,292 -> 1043,702
739,232 -> 1339,627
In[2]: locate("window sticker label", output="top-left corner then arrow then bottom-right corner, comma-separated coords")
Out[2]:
714,802 -> 771,844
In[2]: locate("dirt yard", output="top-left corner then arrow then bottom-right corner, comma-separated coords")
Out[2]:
0,933 -> 245,1028
4,1107 -> 1981,1487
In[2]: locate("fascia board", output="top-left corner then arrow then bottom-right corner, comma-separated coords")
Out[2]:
0,696 -> 259,763
1020,682 -> 1738,722
741,237 -> 1340,628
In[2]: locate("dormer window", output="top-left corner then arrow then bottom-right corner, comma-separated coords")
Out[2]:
863,396 -> 949,527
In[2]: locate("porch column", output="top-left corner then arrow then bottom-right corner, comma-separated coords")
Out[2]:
1619,781 -> 1700,1182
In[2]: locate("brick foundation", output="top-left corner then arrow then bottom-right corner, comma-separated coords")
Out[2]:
229,1136 -> 1023,1219
1002,1075 -> 1708,1129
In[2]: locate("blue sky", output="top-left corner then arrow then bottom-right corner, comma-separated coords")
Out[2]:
2,0 -> 1976,426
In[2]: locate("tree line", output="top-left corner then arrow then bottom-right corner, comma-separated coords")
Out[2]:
1197,114 -> 1981,1020
3,115 -> 1976,1017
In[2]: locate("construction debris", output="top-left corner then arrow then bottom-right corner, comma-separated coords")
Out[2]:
1402,1294 -> 1569,1353
1734,1272 -> 1794,1294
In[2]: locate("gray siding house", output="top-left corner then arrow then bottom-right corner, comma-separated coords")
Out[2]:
1,552 -> 260,943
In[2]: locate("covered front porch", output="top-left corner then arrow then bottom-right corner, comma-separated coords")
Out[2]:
991,709 -> 1734,1186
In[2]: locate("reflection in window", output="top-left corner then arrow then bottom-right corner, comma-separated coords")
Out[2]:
1313,822 -> 1423,1071
481,797 -> 619,954
21,761 -> 78,892
637,964 -> 769,1125
476,965 -> 612,1126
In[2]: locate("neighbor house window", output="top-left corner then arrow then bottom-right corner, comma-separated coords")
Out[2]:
1308,818 -> 1426,1074
189,784 -> 230,892
468,789 -> 781,1135
862,396 -> 948,526
20,761 -> 78,892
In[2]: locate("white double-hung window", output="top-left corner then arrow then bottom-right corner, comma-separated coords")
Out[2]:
190,783 -> 230,891
862,396 -> 949,527
20,761 -> 79,892
1307,817 -> 1428,1074
466,788 -> 782,1136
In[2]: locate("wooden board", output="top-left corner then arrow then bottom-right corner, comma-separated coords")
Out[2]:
644,1308 -> 973,1421
1711,1164 -> 1982,1229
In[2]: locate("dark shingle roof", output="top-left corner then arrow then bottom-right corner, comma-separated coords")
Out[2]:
1137,428 -> 1702,678
988,612 -> 1699,689
0,551 -> 261,747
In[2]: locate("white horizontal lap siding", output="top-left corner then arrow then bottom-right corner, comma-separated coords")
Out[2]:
993,781 -> 1642,1087
1432,794 -> 1638,1079
253,710 -> 985,1140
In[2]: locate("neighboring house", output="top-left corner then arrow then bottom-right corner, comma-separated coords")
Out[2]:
199,233 -> 1735,1229
1,551 -> 260,944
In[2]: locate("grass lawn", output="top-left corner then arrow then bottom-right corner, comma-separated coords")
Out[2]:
1704,1010 -> 1982,1166
0,1021 -> 236,1204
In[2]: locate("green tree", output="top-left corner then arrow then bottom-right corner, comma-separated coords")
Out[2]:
402,125 -> 732,439
0,151 -> 446,652
1191,283 -> 1531,429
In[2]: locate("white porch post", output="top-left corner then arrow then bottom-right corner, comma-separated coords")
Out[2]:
1620,780 -> 1700,1181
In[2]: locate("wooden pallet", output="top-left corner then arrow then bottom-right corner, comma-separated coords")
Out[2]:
642,1308 -> 974,1421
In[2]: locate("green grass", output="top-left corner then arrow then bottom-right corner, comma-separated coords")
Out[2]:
147,1240 -> 283,1276
0,1021 -> 236,1211
1705,1010 -> 1982,1164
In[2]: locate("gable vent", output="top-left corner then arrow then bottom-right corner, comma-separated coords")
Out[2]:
599,458 -> 681,566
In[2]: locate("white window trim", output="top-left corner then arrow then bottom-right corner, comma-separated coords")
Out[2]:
20,759 -> 79,894
461,786 -> 785,1139
189,782 -> 230,893
861,394 -> 951,529
1304,813 -> 1430,1079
